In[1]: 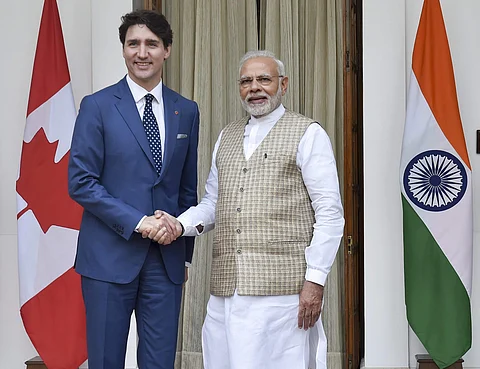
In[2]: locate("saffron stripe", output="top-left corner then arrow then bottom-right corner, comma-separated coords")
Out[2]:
412,0 -> 470,168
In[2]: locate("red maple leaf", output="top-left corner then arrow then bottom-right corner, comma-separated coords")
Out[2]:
17,128 -> 83,233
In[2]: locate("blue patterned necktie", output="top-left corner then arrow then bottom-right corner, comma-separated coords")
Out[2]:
142,94 -> 163,174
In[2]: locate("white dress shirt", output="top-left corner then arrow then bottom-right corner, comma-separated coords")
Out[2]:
126,75 -> 166,158
178,104 -> 345,286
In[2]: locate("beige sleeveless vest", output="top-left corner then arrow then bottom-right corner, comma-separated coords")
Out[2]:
211,109 -> 317,296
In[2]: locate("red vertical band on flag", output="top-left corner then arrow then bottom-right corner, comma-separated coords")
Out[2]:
20,269 -> 87,369
27,0 -> 70,117
412,0 -> 470,169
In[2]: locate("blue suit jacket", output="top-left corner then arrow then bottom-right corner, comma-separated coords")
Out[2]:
68,77 -> 199,285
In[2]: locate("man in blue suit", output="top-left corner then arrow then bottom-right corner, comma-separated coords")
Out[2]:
68,10 -> 199,369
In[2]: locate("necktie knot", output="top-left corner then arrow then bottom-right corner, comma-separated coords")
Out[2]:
145,93 -> 154,105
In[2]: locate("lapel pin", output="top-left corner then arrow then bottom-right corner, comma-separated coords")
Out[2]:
175,110 -> 179,115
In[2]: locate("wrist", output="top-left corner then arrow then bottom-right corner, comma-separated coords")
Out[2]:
179,222 -> 185,237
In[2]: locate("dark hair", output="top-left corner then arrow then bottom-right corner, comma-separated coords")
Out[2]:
119,10 -> 173,48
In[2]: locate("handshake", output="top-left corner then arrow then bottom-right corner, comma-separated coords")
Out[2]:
137,210 -> 182,245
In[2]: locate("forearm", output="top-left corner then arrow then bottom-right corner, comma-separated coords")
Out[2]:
300,123 -> 345,285
178,196 -> 216,236
305,214 -> 345,285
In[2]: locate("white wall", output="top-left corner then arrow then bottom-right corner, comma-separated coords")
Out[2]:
0,0 -> 130,368
363,0 -> 409,367
91,0 -> 132,91
0,0 -> 40,362
364,1 -> 479,368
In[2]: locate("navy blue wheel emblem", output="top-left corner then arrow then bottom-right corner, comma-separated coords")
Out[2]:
403,150 -> 467,212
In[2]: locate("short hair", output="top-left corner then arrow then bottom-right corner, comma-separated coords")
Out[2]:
238,50 -> 285,76
119,10 -> 173,48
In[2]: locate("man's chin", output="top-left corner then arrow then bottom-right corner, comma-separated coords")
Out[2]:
243,103 -> 272,117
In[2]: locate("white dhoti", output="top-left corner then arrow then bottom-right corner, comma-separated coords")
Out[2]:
202,292 -> 327,369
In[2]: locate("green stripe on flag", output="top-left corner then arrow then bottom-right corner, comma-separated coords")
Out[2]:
402,195 -> 471,369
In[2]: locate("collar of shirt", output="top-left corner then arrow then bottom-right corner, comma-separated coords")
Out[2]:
244,104 -> 286,160
126,74 -> 164,105
247,104 -> 285,127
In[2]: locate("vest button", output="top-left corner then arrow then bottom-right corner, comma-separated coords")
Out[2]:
243,168 -> 248,173
236,228 -> 241,234
237,207 -> 241,212
239,187 -> 244,192
236,249 -> 242,254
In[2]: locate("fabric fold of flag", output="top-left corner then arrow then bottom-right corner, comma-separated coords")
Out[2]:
16,1 -> 87,368
400,1 -> 472,368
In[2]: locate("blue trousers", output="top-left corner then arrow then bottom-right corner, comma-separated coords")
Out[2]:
81,244 -> 183,369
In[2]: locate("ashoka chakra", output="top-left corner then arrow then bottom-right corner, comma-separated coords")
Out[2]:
403,150 -> 467,212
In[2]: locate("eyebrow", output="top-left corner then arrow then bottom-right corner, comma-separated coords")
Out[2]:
126,38 -> 160,44
239,73 -> 273,79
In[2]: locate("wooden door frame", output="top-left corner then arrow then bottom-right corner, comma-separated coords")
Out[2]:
134,0 -> 162,11
343,0 -> 363,368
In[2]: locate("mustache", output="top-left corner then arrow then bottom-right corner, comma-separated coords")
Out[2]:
246,93 -> 269,102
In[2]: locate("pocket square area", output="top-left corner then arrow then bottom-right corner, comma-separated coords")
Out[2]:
177,133 -> 188,139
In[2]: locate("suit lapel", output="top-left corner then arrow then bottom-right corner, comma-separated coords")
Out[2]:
114,78 -> 156,171
157,85 -> 179,183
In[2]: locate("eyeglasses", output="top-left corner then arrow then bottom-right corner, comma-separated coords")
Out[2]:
238,75 -> 284,88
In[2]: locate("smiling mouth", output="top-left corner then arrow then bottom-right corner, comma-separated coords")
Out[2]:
135,62 -> 151,67
247,96 -> 268,104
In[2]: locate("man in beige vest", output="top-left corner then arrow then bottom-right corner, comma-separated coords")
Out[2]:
147,50 -> 344,369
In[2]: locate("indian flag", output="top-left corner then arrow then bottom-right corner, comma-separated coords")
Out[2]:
400,0 -> 472,368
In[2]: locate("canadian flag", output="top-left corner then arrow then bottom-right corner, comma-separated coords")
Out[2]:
16,0 -> 87,368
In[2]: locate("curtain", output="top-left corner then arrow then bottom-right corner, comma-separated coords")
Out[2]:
261,2 -> 345,368
162,1 -> 258,367
163,1 -> 344,368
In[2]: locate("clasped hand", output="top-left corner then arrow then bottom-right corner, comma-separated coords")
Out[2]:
137,210 -> 182,245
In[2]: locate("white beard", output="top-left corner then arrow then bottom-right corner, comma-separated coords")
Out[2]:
241,86 -> 282,117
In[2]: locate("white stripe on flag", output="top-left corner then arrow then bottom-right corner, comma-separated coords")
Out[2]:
24,83 -> 76,161
401,73 -> 472,295
18,210 -> 79,306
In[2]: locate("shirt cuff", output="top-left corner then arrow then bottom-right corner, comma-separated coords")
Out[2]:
134,215 -> 147,233
185,262 -> 192,268
180,222 -> 205,237
305,266 -> 327,286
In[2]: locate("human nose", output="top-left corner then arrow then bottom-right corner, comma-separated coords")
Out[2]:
138,44 -> 148,58
249,78 -> 261,91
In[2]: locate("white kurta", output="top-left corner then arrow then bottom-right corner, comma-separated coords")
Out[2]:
178,104 -> 344,369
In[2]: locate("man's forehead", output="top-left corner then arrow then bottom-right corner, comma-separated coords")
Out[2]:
240,57 -> 277,76
126,24 -> 159,40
